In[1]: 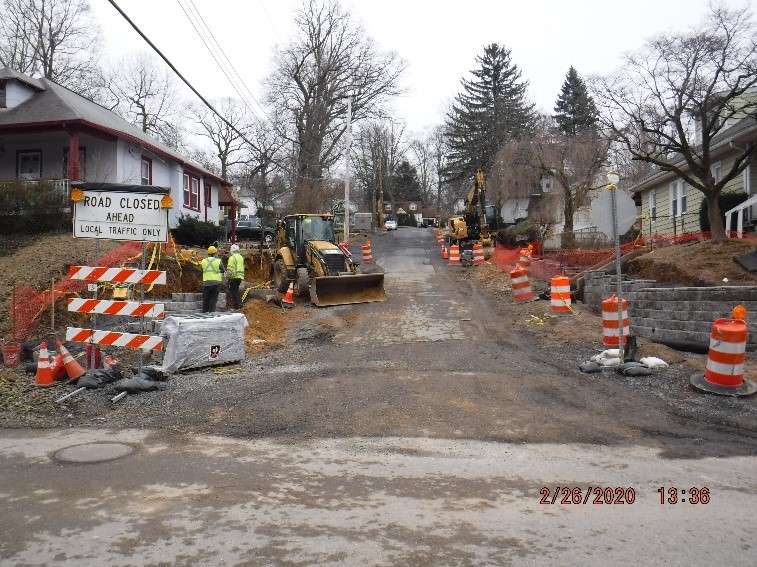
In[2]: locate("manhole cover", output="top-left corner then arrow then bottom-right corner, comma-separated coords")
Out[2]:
55,443 -> 134,463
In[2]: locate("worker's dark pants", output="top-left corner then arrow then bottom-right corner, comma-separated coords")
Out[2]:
203,283 -> 220,312
229,278 -> 242,309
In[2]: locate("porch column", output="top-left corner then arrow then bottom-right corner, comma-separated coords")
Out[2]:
68,131 -> 80,181
230,203 -> 237,244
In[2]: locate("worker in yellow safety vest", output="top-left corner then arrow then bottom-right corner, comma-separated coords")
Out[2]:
227,244 -> 245,310
201,245 -> 225,312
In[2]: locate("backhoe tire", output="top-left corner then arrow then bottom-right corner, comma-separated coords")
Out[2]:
297,268 -> 310,297
272,260 -> 289,293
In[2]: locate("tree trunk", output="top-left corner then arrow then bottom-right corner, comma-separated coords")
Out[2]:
705,192 -> 727,243
561,190 -> 576,249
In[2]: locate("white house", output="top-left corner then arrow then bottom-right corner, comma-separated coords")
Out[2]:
0,67 -> 238,227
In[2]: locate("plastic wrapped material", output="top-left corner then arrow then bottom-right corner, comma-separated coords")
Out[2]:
157,313 -> 248,374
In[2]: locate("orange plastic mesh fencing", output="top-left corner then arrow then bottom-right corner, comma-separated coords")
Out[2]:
9,238 -> 182,341
491,232 -> 757,284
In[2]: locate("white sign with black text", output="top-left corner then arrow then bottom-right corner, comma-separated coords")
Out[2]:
73,191 -> 168,242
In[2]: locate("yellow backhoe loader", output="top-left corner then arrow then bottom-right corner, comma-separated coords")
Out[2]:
271,214 -> 387,307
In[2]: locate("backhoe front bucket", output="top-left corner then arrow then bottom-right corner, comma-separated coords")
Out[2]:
310,273 -> 387,307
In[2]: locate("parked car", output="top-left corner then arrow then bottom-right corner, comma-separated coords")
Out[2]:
384,219 -> 398,230
228,217 -> 275,242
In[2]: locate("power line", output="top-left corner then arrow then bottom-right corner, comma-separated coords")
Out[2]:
177,0 -> 270,121
106,0 -> 263,157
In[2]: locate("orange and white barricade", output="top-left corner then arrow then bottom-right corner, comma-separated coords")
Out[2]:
691,309 -> 756,396
601,294 -> 630,346
517,248 -> 531,274
448,244 -> 461,266
510,267 -> 534,302
361,242 -> 373,263
550,275 -> 573,315
472,243 -> 485,266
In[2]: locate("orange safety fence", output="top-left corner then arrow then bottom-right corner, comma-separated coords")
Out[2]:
9,237 -> 182,342
491,231 -> 757,284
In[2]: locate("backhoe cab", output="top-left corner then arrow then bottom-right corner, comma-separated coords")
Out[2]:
271,214 -> 387,307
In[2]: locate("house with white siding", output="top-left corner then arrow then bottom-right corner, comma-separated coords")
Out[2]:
0,67 -> 238,228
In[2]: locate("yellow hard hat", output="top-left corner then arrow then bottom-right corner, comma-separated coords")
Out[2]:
207,245 -> 217,254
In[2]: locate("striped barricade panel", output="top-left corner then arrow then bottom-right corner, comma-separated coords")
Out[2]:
69,266 -> 167,284
66,327 -> 163,351
67,298 -> 165,318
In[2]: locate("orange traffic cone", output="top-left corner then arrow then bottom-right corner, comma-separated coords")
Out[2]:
34,341 -> 54,387
57,341 -> 85,382
282,282 -> 295,308
50,352 -> 67,381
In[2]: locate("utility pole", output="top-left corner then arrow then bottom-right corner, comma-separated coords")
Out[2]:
343,97 -> 352,244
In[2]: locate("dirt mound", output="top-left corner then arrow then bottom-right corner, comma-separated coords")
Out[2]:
626,240 -> 757,286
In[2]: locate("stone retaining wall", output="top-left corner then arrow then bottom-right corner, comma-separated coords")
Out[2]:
584,271 -> 756,348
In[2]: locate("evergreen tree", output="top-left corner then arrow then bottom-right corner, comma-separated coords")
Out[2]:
553,66 -> 598,137
444,44 -> 535,184
389,160 -> 423,202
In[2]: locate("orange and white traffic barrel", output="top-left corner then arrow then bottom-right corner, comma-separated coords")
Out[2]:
448,244 -> 461,265
550,275 -> 573,315
691,307 -> 756,396
361,241 -> 373,263
602,294 -> 630,346
518,248 -> 531,274
472,242 -> 485,265
510,267 -> 534,302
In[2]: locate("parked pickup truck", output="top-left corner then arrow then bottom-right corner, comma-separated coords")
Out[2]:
227,217 -> 275,243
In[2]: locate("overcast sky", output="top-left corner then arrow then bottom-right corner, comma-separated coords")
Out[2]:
91,0 -> 748,133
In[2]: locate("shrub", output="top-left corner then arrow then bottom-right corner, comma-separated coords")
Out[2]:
497,220 -> 539,246
699,191 -> 749,231
171,213 -> 224,246
0,179 -> 70,235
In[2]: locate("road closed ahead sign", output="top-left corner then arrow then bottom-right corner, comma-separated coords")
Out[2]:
73,184 -> 169,242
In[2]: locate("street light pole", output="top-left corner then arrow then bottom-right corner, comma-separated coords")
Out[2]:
607,171 -> 624,363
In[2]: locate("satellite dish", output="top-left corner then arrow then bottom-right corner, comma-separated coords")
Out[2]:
591,189 -> 637,237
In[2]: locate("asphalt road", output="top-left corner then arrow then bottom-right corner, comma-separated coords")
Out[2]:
1,227 -> 755,566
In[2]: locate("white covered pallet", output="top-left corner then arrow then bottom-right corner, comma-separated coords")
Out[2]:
158,313 -> 247,373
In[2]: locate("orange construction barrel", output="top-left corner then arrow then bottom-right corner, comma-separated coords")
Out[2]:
550,275 -> 572,315
691,318 -> 756,396
602,294 -> 630,346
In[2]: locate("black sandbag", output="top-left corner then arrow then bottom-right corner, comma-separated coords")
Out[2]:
114,374 -> 159,393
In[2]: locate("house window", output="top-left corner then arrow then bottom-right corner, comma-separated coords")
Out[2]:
17,150 -> 41,180
141,157 -> 152,185
183,172 -> 200,210
649,188 -> 657,222
0,80 -> 6,108
409,203 -> 417,211
712,162 -> 722,183
669,180 -> 688,217
384,203 -> 391,211
63,147 -> 86,180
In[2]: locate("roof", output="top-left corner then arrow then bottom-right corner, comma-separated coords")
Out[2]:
629,117 -> 757,194
0,67 -> 45,90
0,67 -> 232,190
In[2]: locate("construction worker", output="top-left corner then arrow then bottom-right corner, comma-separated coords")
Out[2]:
201,245 -> 225,312
227,243 -> 245,310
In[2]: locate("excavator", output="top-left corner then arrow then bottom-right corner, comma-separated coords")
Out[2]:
445,169 -> 497,260
271,213 -> 387,307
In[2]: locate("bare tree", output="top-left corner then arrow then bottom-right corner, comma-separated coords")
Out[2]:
592,2 -> 757,242
533,120 -> 609,248
237,113 -> 289,220
266,0 -> 406,208
353,120 -> 406,225
190,97 -> 254,181
409,130 -> 437,208
490,138 -> 542,223
0,0 -> 100,92
105,52 -> 185,148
